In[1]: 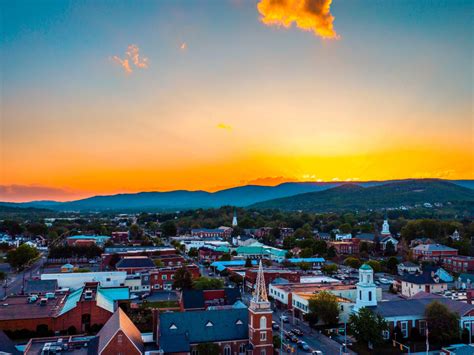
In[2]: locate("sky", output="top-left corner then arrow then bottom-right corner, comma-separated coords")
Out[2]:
1,0 -> 473,202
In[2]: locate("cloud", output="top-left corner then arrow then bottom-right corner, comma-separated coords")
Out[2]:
257,0 -> 339,39
216,123 -> 233,131
0,185 -> 87,202
111,44 -> 149,73
180,42 -> 187,50
243,176 -> 298,186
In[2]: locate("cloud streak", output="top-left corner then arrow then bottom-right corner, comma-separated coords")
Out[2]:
257,0 -> 339,39
216,123 -> 233,131
111,44 -> 149,74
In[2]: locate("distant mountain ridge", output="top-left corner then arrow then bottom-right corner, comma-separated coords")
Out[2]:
0,179 -> 472,212
250,180 -> 474,211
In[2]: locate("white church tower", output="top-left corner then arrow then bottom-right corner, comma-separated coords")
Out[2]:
381,214 -> 391,236
232,208 -> 238,227
354,264 -> 377,311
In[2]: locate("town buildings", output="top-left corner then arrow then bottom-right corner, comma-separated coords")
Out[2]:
412,243 -> 458,261
443,256 -> 474,273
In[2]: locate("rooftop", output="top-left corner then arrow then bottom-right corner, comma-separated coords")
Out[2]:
413,243 -> 457,252
116,256 -> 156,269
23,335 -> 99,355
0,294 -> 67,321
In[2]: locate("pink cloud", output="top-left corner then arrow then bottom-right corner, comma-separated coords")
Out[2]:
111,44 -> 149,74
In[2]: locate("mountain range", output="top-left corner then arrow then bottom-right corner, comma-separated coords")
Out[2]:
0,179 -> 473,212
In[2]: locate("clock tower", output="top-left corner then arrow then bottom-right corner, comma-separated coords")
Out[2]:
248,260 -> 273,355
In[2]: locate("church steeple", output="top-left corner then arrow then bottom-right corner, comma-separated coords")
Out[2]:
232,207 -> 238,227
252,260 -> 269,305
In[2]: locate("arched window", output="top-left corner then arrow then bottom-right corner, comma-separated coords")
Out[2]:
224,345 -> 231,355
239,343 -> 246,355
368,291 -> 372,301
260,316 -> 267,329
359,290 -> 362,300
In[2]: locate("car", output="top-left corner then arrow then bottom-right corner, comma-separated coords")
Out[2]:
271,321 -> 280,330
298,341 -> 310,351
284,331 -> 292,340
311,351 -> 323,355
292,328 -> 303,336
290,335 -> 299,343
280,315 -> 289,323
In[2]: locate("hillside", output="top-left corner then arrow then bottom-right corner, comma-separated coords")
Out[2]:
1,179 -> 472,212
250,180 -> 474,212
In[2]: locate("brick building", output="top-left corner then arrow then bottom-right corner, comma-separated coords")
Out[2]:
116,256 -> 156,274
149,265 -> 200,291
328,238 -> 360,255
443,255 -> 474,273
412,243 -> 458,261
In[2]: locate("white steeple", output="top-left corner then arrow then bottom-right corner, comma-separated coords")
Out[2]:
354,263 -> 377,311
250,260 -> 270,310
232,208 -> 238,227
381,213 -> 390,236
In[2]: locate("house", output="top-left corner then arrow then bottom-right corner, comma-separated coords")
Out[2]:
232,235 -> 258,247
180,288 -> 242,311
397,262 -> 421,275
149,265 -> 200,291
443,255 -> 474,273
380,236 -> 398,252
61,263 -> 74,273
111,231 -> 129,244
412,243 -> 458,261
97,308 -> 144,355
116,256 -> 156,274
449,229 -> 462,241
157,261 -> 273,355
400,269 -> 450,297
191,228 -> 232,239
335,233 -> 352,241
455,273 -> 474,290
244,268 -> 300,291
198,247 -> 225,263
410,238 -> 435,248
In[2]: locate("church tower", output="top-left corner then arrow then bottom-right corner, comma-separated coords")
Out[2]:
232,208 -> 238,227
381,211 -> 391,236
248,260 -> 273,355
354,263 -> 377,311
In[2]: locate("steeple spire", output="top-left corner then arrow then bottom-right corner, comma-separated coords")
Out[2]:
232,207 -> 238,227
252,260 -> 268,303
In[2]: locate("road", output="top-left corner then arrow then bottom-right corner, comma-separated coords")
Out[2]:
273,309 -> 357,355
2,255 -> 46,297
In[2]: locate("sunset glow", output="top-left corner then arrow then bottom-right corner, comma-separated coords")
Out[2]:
1,0 -> 472,202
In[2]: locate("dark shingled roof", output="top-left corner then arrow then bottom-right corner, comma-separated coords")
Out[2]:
116,256 -> 155,269
25,279 -> 58,294
182,288 -> 242,310
159,308 -> 248,353
401,270 -> 446,285
375,297 -> 474,318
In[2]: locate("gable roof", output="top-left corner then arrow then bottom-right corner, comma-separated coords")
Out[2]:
159,308 -> 248,353
401,271 -> 445,285
97,308 -> 143,354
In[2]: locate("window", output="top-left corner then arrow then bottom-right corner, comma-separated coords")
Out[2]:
162,275 -> 167,280
260,331 -> 267,341
382,330 -> 390,340
239,343 -> 246,355
236,319 -> 243,325
260,350 -> 266,355
419,320 -> 426,336
191,349 -> 199,355
359,290 -> 362,300
206,321 -> 213,327
224,346 -> 231,355
260,316 -> 267,329
169,324 -> 177,330
117,334 -> 123,344
106,278 -> 111,282
368,291 -> 372,301
401,322 -> 408,338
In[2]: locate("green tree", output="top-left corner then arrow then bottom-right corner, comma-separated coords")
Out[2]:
154,259 -> 164,267
193,277 -> 224,290
344,257 -> 361,269
26,223 -> 48,236
425,301 -> 460,344
308,291 -> 340,325
299,262 -> 311,271
339,223 -> 352,234
326,246 -> 336,258
300,247 -> 313,258
349,307 -> 388,347
7,244 -> 39,270
322,264 -> 338,275
173,266 -> 193,290
161,221 -> 177,237
188,248 -> 198,257
366,260 -> 381,273
129,224 -> 143,240
273,334 -> 282,349
386,257 -> 399,274
196,343 -> 220,355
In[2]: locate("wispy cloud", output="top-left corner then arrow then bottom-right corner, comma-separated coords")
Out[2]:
257,0 -> 339,39
0,185 -> 87,202
216,123 -> 233,131
111,44 -> 149,74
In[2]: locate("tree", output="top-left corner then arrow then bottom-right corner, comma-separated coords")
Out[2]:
299,262 -> 311,271
7,244 -> 39,270
386,257 -> 399,274
26,223 -> 48,236
300,247 -> 313,258
161,221 -> 177,237
366,260 -> 381,273
425,301 -> 460,344
273,334 -> 282,349
0,220 -> 24,236
339,223 -> 352,234
308,291 -> 340,325
344,257 -> 361,269
245,258 -> 253,267
109,253 -> 121,269
322,264 -> 338,275
326,246 -> 336,258
193,277 -> 224,290
173,266 -> 193,290
188,248 -> 198,257
196,343 -> 220,355
154,259 -> 164,267
219,253 -> 231,261
385,241 -> 396,256
349,307 -> 388,347
129,224 -> 143,240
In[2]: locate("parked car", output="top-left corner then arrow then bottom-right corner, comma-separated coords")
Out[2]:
290,335 -> 299,343
272,321 -> 280,330
298,341 -> 310,351
280,315 -> 289,323
311,351 -> 323,355
292,328 -> 303,336
284,331 -> 292,340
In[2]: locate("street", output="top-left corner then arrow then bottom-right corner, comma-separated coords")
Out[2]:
2,255 -> 46,297
273,309 -> 357,355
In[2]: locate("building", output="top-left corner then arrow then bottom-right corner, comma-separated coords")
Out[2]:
97,308 -> 144,355
61,263 -> 74,273
400,270 -> 449,297
397,262 -> 421,275
235,242 -> 287,262
22,334 -> 99,354
232,208 -> 238,227
66,235 -> 111,247
412,243 -> 458,261
149,265 -> 200,291
380,236 -> 398,252
380,217 -> 391,237
285,258 -> 325,268
291,292 -> 353,323
25,279 -> 58,296
191,228 -> 232,239
198,247 -> 225,263
335,233 -> 352,241
443,255 -> 474,273
111,231 -> 129,244
353,264 -> 378,311
244,268 -> 300,292
41,271 -> 127,290
328,239 -> 360,255
449,230 -> 461,241
211,260 -> 258,272
0,282 -> 130,334
116,256 -> 156,274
